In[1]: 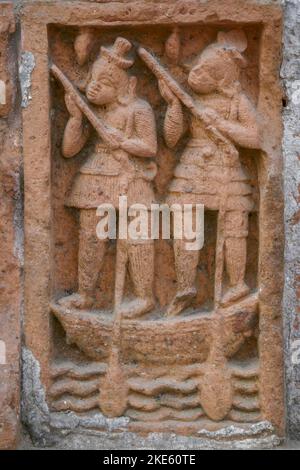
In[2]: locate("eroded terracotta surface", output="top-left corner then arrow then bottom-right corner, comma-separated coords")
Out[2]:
0,2 -> 19,451
21,0 -> 285,442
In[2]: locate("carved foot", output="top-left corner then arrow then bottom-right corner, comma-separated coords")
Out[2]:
221,282 -> 250,307
117,297 -> 155,319
58,293 -> 94,309
165,288 -> 197,317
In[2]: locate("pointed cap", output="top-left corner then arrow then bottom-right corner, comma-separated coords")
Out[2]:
100,37 -> 134,69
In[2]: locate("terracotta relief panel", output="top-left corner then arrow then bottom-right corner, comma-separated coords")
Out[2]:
22,1 -> 284,445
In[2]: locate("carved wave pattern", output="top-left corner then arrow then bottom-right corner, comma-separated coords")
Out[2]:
49,359 -> 261,425
49,362 -> 105,412
126,360 -> 260,424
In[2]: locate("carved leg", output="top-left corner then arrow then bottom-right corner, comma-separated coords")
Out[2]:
119,241 -> 155,319
59,209 -> 107,309
221,211 -> 250,306
166,238 -> 198,317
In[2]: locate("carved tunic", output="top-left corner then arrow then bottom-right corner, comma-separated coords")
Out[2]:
66,99 -> 157,208
167,93 -> 254,212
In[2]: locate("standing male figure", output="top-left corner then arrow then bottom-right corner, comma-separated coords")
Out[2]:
158,30 -> 260,316
59,37 -> 157,318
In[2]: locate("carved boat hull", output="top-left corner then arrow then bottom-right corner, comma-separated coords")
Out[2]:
51,293 -> 258,365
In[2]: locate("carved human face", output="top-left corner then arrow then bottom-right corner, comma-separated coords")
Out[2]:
188,59 -> 219,94
188,48 -> 239,94
86,59 -> 119,105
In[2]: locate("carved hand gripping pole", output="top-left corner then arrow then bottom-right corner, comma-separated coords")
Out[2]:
138,47 -> 234,151
51,63 -> 122,149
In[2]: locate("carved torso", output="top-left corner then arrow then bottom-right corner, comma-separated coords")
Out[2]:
168,92 -> 254,212
67,99 -> 157,208
80,103 -> 136,177
190,93 -> 238,141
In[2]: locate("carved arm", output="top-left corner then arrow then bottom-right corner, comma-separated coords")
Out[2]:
121,103 -> 157,158
211,94 -> 261,150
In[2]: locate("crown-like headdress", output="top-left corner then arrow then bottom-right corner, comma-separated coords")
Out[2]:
100,37 -> 134,69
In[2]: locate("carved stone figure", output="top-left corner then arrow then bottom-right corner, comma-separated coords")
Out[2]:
156,30 -> 260,316
57,37 -> 157,319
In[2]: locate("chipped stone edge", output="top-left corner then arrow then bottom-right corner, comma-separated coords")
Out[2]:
21,347 -> 53,446
19,51 -> 35,108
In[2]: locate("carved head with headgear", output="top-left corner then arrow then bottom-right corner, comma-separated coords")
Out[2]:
188,30 -> 248,95
86,37 -> 134,105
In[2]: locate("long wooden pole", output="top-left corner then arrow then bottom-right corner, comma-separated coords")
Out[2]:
138,47 -> 204,117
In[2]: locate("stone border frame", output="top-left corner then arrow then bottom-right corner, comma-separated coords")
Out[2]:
21,0 -> 285,436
